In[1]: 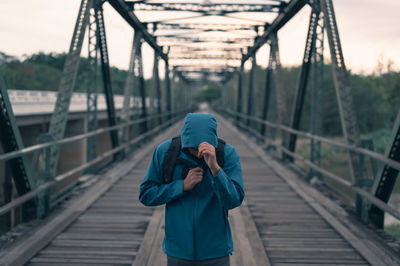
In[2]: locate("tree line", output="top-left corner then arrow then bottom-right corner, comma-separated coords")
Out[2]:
1,51 -> 399,153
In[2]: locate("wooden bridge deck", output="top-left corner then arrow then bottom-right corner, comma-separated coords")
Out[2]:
1,111 -> 398,266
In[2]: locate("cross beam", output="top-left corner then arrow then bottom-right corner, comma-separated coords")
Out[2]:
243,0 -> 308,63
127,1 -> 284,14
107,0 -> 168,62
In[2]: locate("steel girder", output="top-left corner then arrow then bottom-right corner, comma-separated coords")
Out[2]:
157,23 -> 260,32
260,32 -> 281,143
121,30 -> 142,145
169,55 -> 242,60
287,4 -> 320,160
321,0 -> 361,184
41,0 -> 90,177
107,0 -> 168,62
369,112 -> 400,228
127,2 -> 284,15
309,7 -> 325,180
134,34 -> 148,133
0,72 -> 36,220
86,3 -> 99,169
165,61 -> 172,120
243,0 -> 308,63
95,3 -> 122,160
236,59 -> 244,123
246,54 -> 256,126
153,54 -> 162,125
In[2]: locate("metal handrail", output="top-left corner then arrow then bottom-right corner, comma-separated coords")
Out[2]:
0,109 -> 181,162
217,107 -> 400,221
224,108 -> 400,172
0,109 -> 188,216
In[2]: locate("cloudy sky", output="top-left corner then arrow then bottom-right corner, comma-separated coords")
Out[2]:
1,0 -> 399,78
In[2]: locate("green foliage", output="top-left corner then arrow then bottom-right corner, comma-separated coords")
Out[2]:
194,83 -> 222,103
1,51 -> 399,141
385,224 -> 400,241
0,51 -> 129,94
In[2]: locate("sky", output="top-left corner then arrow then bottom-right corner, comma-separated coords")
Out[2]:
0,0 -> 399,78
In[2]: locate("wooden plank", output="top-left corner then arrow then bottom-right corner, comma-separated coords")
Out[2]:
230,200 -> 271,266
131,206 -> 164,266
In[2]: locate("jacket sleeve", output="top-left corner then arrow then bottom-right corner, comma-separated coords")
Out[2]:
139,143 -> 188,206
209,144 -> 245,210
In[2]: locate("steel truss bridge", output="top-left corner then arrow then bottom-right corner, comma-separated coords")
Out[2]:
0,0 -> 399,265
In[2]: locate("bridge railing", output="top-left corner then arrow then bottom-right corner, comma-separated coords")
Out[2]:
0,108 -> 192,220
216,107 -> 400,224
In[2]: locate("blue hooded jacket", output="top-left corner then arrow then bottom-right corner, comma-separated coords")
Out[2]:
139,113 -> 245,260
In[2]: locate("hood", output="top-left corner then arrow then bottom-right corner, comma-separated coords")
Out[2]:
180,113 -> 218,149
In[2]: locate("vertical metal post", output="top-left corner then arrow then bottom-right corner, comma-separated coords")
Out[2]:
260,43 -> 274,137
247,54 -> 256,126
287,5 -> 319,161
95,2 -> 122,160
309,6 -> 325,180
0,71 -> 36,220
165,61 -> 172,120
136,37 -> 148,133
236,54 -> 244,123
153,53 -> 162,125
86,2 -> 99,170
369,112 -> 400,228
3,163 -> 13,228
41,0 -> 90,177
320,0 -> 361,184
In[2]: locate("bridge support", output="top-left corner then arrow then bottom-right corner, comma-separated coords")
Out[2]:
95,2 -> 122,161
165,61 -> 172,121
246,54 -> 256,127
287,3 -> 319,160
286,0 -> 361,187
86,2 -> 99,172
121,30 -> 143,147
153,53 -> 162,125
260,33 -> 281,148
369,112 -> 400,228
308,5 -> 325,181
38,0 -> 90,178
0,72 -> 36,221
236,55 -> 244,124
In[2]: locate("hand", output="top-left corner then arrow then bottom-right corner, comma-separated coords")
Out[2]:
198,142 -> 220,176
183,167 -> 204,191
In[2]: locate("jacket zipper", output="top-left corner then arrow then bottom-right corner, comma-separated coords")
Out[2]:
193,190 -> 198,260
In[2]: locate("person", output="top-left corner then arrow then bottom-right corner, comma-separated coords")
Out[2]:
139,113 -> 245,266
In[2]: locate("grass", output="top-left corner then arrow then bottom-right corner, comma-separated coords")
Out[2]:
385,224 -> 400,241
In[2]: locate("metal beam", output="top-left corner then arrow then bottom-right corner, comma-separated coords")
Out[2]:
107,0 -> 168,62
153,53 -> 162,125
287,4 -> 319,160
0,71 -> 36,220
128,2 -> 283,14
44,0 -> 90,177
95,3 -> 122,160
86,3 -> 99,169
242,0 -> 308,63
236,59 -> 244,123
321,0 -> 361,184
247,54 -> 256,126
369,111 -> 400,228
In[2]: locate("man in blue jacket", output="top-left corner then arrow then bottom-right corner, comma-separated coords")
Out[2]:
139,113 -> 244,266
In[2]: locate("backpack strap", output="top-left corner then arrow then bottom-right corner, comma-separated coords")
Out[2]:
162,136 -> 226,183
162,136 -> 181,184
216,138 -> 226,168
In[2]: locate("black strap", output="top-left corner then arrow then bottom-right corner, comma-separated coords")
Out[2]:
162,136 -> 226,183
216,138 -> 225,169
162,136 -> 181,184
